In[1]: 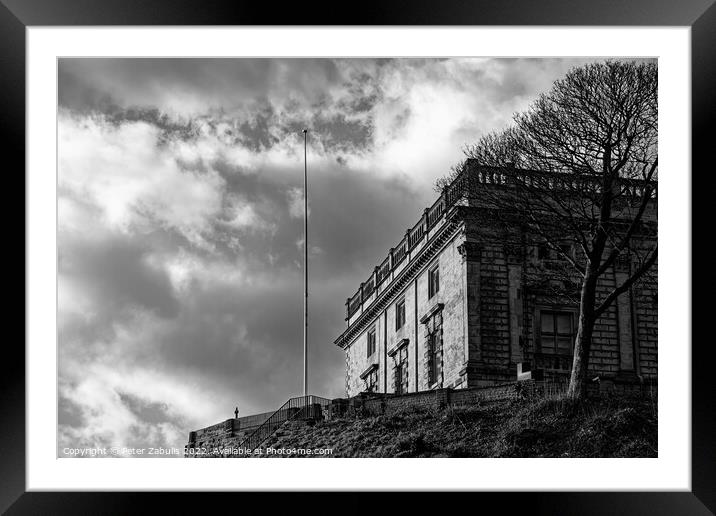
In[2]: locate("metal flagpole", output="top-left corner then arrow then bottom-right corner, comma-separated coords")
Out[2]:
303,129 -> 308,397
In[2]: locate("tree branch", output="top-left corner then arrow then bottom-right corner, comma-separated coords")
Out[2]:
595,158 -> 657,276
594,246 -> 657,318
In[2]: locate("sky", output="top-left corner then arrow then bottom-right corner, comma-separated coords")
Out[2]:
57,57 -> 597,456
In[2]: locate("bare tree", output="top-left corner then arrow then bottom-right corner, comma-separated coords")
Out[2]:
439,61 -> 658,399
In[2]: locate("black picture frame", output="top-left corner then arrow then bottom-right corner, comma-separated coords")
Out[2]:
3,0 -> 712,513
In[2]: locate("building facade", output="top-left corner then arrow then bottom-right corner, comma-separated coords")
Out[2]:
334,162 -> 657,397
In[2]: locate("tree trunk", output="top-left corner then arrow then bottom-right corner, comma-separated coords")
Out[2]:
567,274 -> 598,399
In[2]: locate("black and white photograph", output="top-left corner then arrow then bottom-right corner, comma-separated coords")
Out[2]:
3,0 -> 709,507
57,56 -> 659,460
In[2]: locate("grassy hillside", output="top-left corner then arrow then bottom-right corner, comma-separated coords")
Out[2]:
262,395 -> 657,458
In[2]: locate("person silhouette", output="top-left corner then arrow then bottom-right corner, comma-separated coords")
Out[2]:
234,406 -> 239,419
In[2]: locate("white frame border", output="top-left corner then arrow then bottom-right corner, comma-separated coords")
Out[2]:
27,26 -> 690,491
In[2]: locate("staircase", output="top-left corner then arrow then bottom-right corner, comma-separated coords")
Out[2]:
237,395 -> 331,452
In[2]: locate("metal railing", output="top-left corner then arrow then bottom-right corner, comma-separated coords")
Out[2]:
236,395 -> 331,453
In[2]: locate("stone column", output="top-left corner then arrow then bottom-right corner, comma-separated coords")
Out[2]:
614,258 -> 637,375
414,276 -> 420,393
383,307 -> 390,394
458,240 -> 482,386
505,244 -> 525,368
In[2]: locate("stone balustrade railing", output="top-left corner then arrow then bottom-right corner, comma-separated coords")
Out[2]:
344,160 -> 657,320
345,166 -> 469,320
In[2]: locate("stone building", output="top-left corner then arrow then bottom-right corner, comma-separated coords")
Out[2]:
334,161 -> 657,397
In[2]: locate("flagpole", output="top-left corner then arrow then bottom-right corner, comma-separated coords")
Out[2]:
302,129 -> 308,397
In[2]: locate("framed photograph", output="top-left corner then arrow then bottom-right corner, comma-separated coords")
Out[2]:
6,0 -> 712,512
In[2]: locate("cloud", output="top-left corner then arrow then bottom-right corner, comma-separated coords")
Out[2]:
57,57 -> 599,455
59,112 -> 226,250
287,187 -> 306,219
58,357 -> 225,457
60,234 -> 180,319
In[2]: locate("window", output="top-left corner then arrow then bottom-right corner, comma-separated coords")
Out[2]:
536,242 -> 573,261
394,346 -> 409,395
366,368 -> 379,393
428,264 -> 440,299
537,243 -> 550,260
366,328 -> 376,358
395,298 -> 406,331
426,311 -> 443,386
539,311 -> 574,355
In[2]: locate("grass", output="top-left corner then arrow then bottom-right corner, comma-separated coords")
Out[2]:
260,394 -> 657,458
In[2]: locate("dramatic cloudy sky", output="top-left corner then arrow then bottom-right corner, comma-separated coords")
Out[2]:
58,57 -> 596,456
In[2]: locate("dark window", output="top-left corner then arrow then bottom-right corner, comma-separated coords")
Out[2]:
395,298 -> 406,331
539,311 -> 574,355
426,311 -> 443,386
428,264 -> 440,299
537,244 -> 550,260
394,346 -> 409,395
537,242 -> 573,261
366,368 -> 379,393
367,328 -> 376,358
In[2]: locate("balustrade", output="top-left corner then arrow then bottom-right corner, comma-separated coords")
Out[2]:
344,162 -> 656,320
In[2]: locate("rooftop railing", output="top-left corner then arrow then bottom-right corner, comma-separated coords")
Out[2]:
345,166 -> 468,320
344,160 -> 657,321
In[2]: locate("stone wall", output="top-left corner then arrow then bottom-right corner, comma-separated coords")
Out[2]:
341,200 -> 657,396
345,308 -> 389,395
186,379 -> 657,456
186,410 -> 274,453
460,209 -> 657,386
475,242 -> 514,382
344,233 -> 466,397
416,235 -> 466,391
334,378 -> 657,419
633,263 -> 658,379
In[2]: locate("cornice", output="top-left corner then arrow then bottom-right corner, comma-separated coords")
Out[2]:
419,302 -> 445,324
387,338 -> 410,357
359,363 -> 379,380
